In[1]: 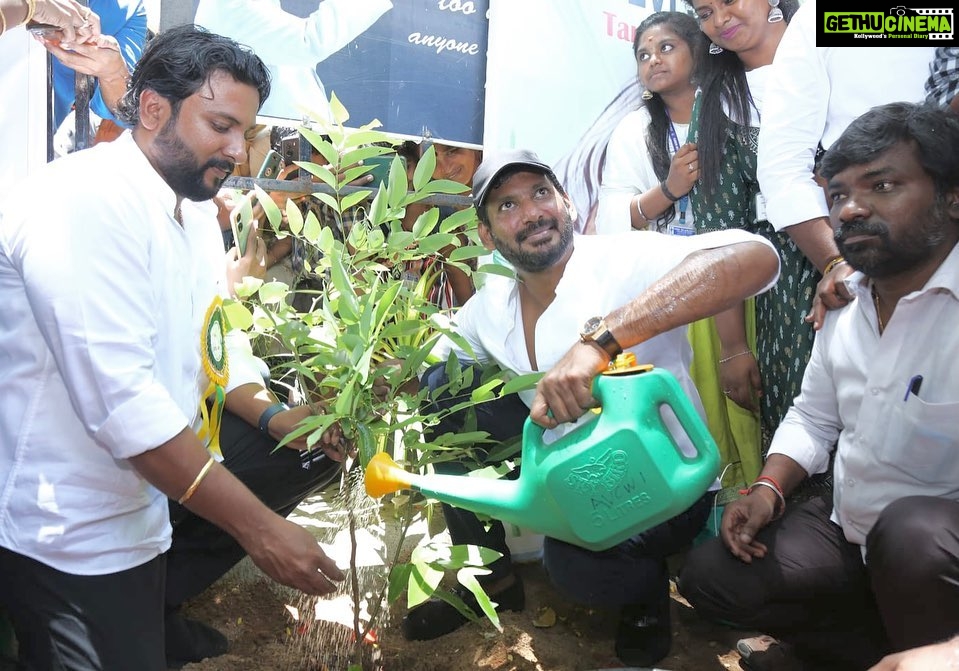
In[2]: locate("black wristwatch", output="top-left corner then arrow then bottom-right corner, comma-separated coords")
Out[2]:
579,316 -> 623,359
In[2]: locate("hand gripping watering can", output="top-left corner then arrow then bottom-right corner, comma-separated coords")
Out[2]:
365,360 -> 720,551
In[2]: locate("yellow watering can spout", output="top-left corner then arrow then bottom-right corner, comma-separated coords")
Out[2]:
365,452 -> 414,498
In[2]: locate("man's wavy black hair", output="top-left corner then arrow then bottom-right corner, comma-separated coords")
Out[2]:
115,24 -> 271,127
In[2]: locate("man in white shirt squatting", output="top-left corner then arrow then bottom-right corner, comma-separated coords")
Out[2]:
401,148 -> 780,668
680,101 -> 959,671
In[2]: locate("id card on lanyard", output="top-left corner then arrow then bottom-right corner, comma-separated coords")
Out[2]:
666,118 -> 693,236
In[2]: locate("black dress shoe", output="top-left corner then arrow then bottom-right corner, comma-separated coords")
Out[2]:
614,600 -> 672,667
165,609 -> 229,669
401,575 -> 525,641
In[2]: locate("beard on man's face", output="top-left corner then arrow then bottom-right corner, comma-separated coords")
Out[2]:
489,212 -> 574,273
154,116 -> 234,202
835,201 -> 951,278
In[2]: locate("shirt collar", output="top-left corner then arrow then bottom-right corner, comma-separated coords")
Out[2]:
845,240 -> 959,302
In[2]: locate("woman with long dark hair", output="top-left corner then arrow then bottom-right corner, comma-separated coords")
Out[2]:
686,0 -> 812,454
595,12 -> 705,235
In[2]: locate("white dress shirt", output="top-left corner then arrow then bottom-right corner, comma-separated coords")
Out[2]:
0,29 -> 49,204
756,0 -> 934,233
769,243 -> 959,549
195,0 -> 393,122
595,108 -> 694,235
433,229 -> 778,457
0,132 -> 263,575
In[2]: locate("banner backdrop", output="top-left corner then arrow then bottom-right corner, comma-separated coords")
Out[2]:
316,0 -> 490,145
484,0 -> 688,231
164,0 -> 490,145
159,0 -> 689,221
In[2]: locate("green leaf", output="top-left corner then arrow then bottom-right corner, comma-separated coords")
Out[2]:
387,156 -> 410,209
230,275 -> 263,299
419,179 -> 470,195
285,199 -> 304,236
222,299 -> 253,331
312,192 -> 339,211
413,146 -> 436,191
355,421 -> 377,466
294,161 -> 336,190
406,562 -> 444,609
343,130 -> 391,150
341,164 -> 373,187
306,212 -> 328,250
329,91 -> 349,125
439,207 -> 477,234
416,233 -> 457,256
387,563 -> 414,604
252,184 -> 282,230
372,281 -> 403,333
435,431 -> 491,447
458,568 -> 502,632
411,206 -> 440,239
384,230 -> 414,252
476,262 -> 518,279
470,377 -> 504,402
364,190 -> 386,234
257,281 -> 290,305
329,253 -> 359,322
341,189 -> 372,212
342,145 -> 389,166
447,245 -> 487,263
502,372 -> 544,395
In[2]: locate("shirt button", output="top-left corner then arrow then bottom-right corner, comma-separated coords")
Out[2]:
870,388 -> 879,395
847,479 -> 856,486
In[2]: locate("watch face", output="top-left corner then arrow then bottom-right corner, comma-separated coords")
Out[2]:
581,316 -> 603,336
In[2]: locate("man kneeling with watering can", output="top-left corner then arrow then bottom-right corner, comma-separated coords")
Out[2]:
375,149 -> 780,666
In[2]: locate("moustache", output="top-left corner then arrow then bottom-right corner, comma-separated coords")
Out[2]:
205,160 -> 236,176
517,218 -> 555,243
835,220 -> 886,243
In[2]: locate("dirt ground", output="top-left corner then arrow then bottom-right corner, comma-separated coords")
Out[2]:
181,554 -> 751,671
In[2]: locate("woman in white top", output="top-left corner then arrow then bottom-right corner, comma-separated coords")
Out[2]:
595,12 -> 705,235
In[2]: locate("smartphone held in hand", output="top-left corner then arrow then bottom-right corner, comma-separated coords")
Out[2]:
230,192 -> 256,256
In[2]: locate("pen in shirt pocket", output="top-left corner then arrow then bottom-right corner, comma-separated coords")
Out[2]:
903,374 -> 923,402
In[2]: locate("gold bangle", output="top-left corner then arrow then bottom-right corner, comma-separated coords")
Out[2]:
0,8 -> 7,34
178,456 -> 216,505
823,256 -> 846,275
23,0 -> 36,24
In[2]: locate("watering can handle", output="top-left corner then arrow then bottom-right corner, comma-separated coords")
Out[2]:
595,370 -> 718,463
523,367 -> 717,463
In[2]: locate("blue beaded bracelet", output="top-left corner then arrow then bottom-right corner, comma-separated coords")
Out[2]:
257,402 -> 289,434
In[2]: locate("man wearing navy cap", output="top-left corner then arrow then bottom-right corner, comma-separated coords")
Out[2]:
403,148 -> 781,666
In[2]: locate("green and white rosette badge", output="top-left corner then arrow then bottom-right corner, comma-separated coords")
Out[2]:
198,296 -> 229,459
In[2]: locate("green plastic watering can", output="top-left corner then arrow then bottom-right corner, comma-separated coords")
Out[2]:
365,363 -> 719,551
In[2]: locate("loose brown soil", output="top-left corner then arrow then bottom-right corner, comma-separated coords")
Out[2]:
181,556 -> 751,671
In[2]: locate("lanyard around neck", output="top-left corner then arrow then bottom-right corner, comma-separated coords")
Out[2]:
665,115 -> 688,223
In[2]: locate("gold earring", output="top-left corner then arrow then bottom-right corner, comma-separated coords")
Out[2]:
641,89 -> 654,101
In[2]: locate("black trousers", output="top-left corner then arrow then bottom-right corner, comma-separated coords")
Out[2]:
678,494 -> 959,670
422,360 -> 712,609
0,549 -> 166,670
165,408 -> 340,608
